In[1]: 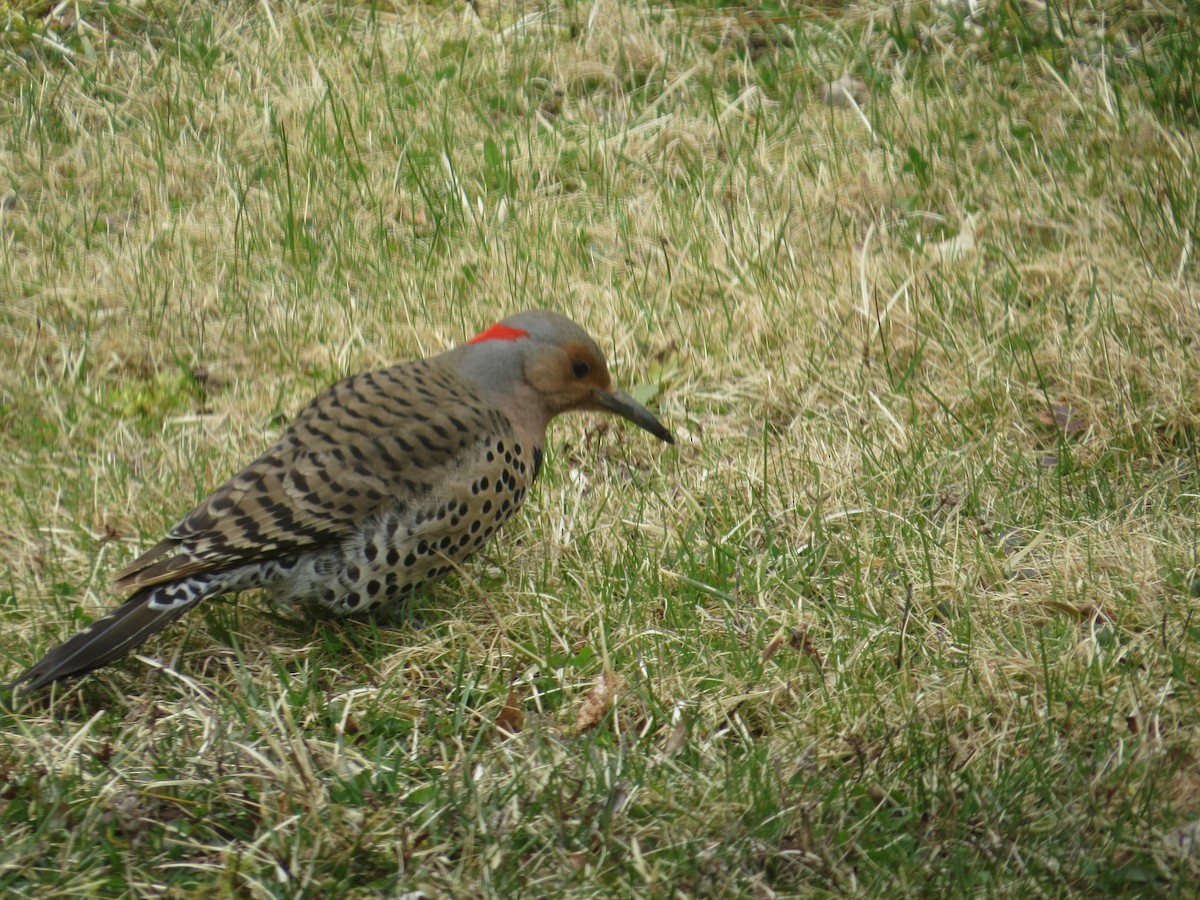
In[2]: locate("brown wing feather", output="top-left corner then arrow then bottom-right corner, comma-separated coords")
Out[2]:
112,359 -> 506,592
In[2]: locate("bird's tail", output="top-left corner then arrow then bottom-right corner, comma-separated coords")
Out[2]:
8,583 -> 210,694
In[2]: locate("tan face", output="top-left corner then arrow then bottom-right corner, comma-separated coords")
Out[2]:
524,339 -> 674,443
525,340 -> 614,412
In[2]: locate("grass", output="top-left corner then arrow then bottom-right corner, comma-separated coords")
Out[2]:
1,0 -> 1199,894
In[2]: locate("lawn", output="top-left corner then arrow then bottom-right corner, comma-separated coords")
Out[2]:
1,0 -> 1198,895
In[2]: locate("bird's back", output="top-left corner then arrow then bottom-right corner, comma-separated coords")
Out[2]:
114,357 -> 530,613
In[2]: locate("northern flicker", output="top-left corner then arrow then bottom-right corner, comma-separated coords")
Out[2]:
8,311 -> 673,693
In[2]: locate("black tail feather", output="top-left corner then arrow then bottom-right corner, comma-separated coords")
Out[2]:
8,588 -> 199,694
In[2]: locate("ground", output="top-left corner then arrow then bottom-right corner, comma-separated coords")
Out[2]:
1,0 -> 1198,895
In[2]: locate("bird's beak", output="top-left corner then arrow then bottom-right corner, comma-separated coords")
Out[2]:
593,389 -> 674,444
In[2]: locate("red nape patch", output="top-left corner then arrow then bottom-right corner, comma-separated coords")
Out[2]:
467,323 -> 529,345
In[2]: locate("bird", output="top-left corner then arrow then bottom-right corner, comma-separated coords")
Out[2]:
8,310 -> 673,693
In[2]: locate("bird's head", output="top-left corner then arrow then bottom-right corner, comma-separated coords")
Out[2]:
456,310 -> 674,444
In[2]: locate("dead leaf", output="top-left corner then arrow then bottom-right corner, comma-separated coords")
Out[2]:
575,670 -> 625,731
47,5 -> 77,30
790,627 -> 824,670
539,93 -> 564,121
761,630 -> 787,664
663,717 -> 689,755
393,201 -> 429,232
496,687 -> 525,739
1034,402 -> 1089,436
762,627 -> 824,669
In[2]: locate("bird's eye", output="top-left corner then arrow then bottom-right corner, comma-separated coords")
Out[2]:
572,360 -> 590,379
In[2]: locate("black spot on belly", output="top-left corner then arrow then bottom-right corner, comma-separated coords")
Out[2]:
532,447 -> 543,481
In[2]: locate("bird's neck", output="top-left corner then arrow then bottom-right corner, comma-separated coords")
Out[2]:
444,343 -> 551,451
493,381 -> 552,452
